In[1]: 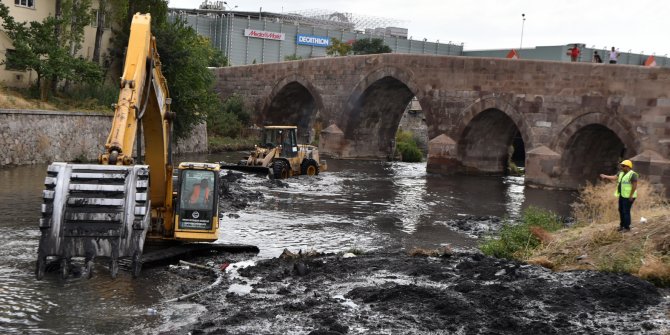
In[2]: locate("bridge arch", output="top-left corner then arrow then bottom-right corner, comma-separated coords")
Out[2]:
553,112 -> 638,187
341,65 -> 421,158
262,74 -> 324,142
454,96 -> 534,174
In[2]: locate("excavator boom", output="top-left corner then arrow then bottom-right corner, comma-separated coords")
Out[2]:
36,14 -> 179,279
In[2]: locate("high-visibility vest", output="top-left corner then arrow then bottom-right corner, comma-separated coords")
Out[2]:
614,170 -> 638,198
189,184 -> 210,204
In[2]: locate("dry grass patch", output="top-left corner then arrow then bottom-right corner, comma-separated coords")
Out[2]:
0,85 -> 57,110
572,179 -> 666,225
526,256 -> 555,270
530,180 -> 670,285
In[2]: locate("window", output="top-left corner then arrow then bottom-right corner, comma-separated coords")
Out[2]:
14,0 -> 35,9
4,50 -> 23,71
91,9 -> 111,29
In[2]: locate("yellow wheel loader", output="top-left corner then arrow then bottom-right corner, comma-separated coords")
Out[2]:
35,14 -> 247,280
223,126 -> 327,179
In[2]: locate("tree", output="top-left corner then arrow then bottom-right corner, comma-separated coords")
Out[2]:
352,38 -> 392,55
326,38 -> 352,56
208,94 -> 250,138
108,0 -> 224,139
154,19 -> 223,139
92,0 -> 108,63
58,0 -> 93,57
0,3 -> 102,100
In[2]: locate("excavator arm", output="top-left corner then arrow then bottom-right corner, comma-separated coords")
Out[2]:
35,14 -> 176,279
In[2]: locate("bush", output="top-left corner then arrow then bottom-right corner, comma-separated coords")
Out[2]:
395,130 -> 423,162
208,136 -> 257,152
480,207 -> 563,259
60,83 -> 118,111
208,94 -> 250,138
284,54 -> 303,61
397,142 -> 423,162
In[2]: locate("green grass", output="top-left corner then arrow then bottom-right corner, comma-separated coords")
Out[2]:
480,207 -> 564,260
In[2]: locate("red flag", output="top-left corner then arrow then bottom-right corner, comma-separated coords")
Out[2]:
506,49 -> 519,59
644,55 -> 657,67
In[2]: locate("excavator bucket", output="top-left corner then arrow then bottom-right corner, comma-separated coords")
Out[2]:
36,162 -> 151,279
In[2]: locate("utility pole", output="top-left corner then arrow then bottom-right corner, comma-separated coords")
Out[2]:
520,13 -> 526,51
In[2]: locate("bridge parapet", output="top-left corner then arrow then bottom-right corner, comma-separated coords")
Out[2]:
214,54 -> 670,192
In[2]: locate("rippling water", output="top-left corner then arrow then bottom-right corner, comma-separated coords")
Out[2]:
0,154 -> 575,333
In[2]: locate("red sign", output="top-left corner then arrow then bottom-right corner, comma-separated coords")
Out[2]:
244,29 -> 285,41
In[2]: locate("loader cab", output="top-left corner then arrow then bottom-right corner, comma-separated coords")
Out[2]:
262,126 -> 298,157
174,162 -> 220,242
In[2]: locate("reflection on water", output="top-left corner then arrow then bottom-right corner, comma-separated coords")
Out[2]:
0,154 -> 576,334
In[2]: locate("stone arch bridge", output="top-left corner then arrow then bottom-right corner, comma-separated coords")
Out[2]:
213,54 -> 670,191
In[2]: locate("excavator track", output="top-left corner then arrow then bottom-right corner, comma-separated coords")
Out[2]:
36,163 -> 151,279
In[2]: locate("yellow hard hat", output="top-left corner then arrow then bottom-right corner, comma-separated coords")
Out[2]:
620,160 -> 633,168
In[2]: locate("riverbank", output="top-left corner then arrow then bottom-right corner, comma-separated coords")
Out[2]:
528,181 -> 670,286
148,172 -> 670,334
157,248 -> 668,335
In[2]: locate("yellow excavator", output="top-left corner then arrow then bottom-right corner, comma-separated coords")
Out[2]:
36,14 -> 225,279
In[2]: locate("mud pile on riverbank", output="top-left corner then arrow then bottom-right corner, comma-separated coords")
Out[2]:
166,249 -> 669,335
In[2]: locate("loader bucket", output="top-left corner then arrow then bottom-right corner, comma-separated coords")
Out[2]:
219,163 -> 271,177
36,163 -> 151,279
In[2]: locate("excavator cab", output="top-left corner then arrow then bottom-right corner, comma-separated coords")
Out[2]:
173,162 -> 220,242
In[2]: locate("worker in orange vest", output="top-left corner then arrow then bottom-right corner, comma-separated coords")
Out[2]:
189,179 -> 211,205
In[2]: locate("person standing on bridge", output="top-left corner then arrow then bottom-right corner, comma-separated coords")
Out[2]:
567,44 -> 581,62
593,51 -> 603,63
608,47 -> 619,64
599,160 -> 638,232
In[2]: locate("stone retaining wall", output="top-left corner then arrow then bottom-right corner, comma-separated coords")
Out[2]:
0,109 -> 207,166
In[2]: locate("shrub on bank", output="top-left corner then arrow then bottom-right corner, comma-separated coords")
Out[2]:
480,207 -> 563,259
209,136 -> 257,152
395,130 -> 423,162
208,94 -> 251,139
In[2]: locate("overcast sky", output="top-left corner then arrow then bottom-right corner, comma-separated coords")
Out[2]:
169,0 -> 670,56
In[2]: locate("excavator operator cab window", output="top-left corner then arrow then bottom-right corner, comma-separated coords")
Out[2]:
177,169 -> 217,230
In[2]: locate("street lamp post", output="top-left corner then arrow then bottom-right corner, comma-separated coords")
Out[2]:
519,13 -> 526,51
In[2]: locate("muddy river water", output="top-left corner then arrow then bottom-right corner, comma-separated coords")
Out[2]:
0,153 -> 577,334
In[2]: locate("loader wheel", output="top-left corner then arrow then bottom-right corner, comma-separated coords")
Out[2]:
301,159 -> 319,176
273,161 -> 289,179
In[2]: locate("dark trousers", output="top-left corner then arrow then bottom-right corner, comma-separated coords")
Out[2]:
618,197 -> 634,229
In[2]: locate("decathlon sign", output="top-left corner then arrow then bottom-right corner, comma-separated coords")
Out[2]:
244,29 -> 285,41
296,34 -> 331,47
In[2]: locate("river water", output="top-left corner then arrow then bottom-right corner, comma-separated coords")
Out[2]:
0,153 -> 575,334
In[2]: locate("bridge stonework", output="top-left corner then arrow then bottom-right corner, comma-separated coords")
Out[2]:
213,54 -> 670,192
